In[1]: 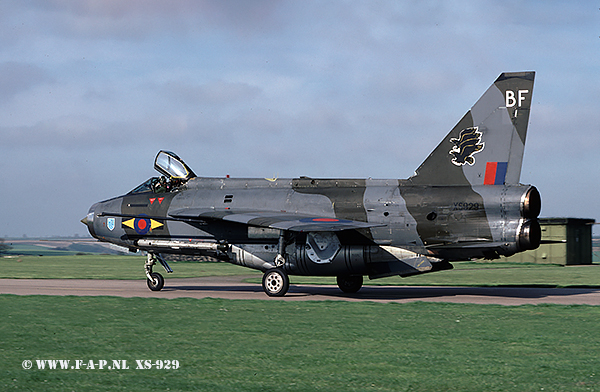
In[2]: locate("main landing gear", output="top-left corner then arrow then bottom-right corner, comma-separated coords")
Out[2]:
336,275 -> 363,293
261,270 -> 365,296
261,232 -> 291,297
262,268 -> 289,297
145,253 -> 173,291
259,230 -> 365,297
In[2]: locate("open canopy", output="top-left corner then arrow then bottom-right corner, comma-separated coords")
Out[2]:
128,151 -> 196,194
154,150 -> 196,180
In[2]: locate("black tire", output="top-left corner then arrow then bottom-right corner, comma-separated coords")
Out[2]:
262,268 -> 289,297
147,272 -> 165,291
336,275 -> 363,293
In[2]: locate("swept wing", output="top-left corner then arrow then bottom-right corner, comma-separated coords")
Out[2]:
169,207 -> 384,232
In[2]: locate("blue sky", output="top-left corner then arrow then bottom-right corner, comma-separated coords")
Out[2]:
1,1 -> 598,237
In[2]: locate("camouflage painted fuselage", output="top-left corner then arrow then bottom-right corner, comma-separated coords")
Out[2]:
87,175 -> 540,279
84,71 -> 541,288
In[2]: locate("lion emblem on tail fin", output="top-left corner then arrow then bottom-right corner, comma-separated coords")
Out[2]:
449,126 -> 484,166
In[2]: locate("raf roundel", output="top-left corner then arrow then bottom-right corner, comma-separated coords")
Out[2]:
122,216 -> 163,235
134,217 -> 151,235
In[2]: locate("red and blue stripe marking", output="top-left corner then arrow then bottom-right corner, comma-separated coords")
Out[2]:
484,162 -> 508,185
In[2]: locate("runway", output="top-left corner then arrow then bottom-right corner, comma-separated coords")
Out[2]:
1,277 -> 600,305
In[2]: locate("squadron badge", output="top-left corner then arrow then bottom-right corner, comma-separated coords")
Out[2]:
449,126 -> 484,166
107,217 -> 115,231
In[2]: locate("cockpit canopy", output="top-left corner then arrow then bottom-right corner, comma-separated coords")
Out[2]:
129,151 -> 196,195
154,150 -> 196,180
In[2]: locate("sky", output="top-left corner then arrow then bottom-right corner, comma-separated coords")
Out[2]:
1,0 -> 599,238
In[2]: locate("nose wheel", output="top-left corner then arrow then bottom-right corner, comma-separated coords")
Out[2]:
147,272 -> 164,291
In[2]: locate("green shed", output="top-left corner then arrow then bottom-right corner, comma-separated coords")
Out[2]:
503,218 -> 595,265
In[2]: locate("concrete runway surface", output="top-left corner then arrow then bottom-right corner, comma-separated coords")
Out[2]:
1,277 -> 600,305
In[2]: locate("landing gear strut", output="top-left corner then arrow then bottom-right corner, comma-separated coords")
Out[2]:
145,253 -> 173,291
262,268 -> 289,297
261,231 -> 291,297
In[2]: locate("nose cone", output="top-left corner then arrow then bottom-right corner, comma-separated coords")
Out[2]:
81,204 -> 98,237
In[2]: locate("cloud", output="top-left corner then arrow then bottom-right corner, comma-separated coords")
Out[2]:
0,62 -> 54,103
1,1 -> 599,236
25,0 -> 284,40
160,79 -> 262,106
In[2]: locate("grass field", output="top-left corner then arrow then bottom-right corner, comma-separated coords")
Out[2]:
1,255 -> 599,288
0,255 -> 261,280
2,295 -> 600,392
2,243 -> 80,256
3,240 -> 122,256
2,256 -> 600,390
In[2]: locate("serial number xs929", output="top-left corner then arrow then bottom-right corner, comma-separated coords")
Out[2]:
452,202 -> 480,211
136,360 -> 180,370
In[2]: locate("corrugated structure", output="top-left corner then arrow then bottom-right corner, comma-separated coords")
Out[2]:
503,218 -> 595,265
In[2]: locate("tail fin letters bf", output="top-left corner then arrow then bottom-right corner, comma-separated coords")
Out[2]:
410,71 -> 535,186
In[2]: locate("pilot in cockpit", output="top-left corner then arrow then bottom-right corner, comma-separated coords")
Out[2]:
152,176 -> 169,193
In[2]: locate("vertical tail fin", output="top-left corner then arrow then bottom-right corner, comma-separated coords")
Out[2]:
409,71 -> 535,186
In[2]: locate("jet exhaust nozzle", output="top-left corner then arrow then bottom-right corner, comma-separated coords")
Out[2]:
518,219 -> 541,251
522,186 -> 541,219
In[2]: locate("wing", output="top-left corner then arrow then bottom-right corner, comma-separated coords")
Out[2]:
168,207 -> 384,232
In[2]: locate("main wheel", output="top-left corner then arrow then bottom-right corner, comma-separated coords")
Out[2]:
336,275 -> 363,293
147,272 -> 165,291
262,268 -> 289,297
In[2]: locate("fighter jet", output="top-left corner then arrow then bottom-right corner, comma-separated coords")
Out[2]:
82,71 -> 540,296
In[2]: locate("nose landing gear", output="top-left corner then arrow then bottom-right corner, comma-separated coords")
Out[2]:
145,253 -> 173,291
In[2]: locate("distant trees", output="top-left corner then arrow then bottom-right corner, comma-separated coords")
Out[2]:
0,238 -> 12,255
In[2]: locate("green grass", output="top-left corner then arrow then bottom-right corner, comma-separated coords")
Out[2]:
1,295 -> 599,392
3,243 -> 80,256
2,255 -> 600,288
0,255 -> 260,280
4,241 -> 126,256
